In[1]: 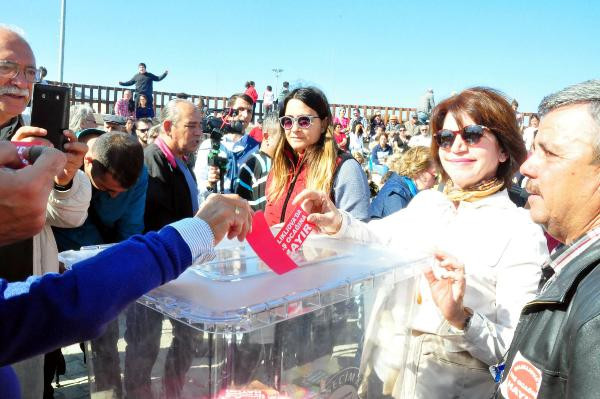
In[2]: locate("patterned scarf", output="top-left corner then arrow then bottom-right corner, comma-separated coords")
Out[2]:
442,177 -> 504,202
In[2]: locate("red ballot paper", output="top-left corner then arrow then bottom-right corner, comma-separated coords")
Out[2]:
245,205 -> 313,275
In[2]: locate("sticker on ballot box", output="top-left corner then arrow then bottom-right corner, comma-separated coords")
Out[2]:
274,205 -> 314,255
246,205 -> 314,275
246,208 -> 312,274
500,351 -> 542,399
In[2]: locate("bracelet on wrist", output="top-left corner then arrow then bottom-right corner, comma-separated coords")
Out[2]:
54,180 -> 73,191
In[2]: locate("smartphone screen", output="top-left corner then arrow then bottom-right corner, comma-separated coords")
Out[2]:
30,84 -> 70,151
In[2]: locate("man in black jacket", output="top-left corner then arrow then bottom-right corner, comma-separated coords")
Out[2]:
495,80 -> 600,398
124,98 -> 203,398
118,62 -> 168,109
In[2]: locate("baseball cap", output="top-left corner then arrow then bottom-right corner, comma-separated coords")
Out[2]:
76,128 -> 105,141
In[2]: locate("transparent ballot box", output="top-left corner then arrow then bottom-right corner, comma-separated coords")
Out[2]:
59,234 -> 426,399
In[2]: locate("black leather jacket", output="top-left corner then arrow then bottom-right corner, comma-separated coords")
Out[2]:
496,239 -> 600,398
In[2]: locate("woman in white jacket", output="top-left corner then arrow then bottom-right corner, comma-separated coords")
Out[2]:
293,87 -> 548,399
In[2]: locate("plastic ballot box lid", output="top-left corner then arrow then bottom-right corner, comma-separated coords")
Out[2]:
59,233 -> 427,333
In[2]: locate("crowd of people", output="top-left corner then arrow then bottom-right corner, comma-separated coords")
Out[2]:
1,25 -> 600,399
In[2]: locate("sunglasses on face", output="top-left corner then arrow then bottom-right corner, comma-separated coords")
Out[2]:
434,124 -> 489,148
279,115 -> 321,130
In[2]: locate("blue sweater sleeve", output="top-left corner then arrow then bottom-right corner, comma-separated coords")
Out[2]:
115,167 -> 148,241
333,159 -> 370,221
0,224 -> 196,366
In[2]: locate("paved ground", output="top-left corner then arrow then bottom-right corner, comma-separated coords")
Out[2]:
51,343 -> 89,399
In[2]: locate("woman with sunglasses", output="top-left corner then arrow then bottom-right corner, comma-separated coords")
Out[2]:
264,86 -> 369,226
293,87 -> 547,398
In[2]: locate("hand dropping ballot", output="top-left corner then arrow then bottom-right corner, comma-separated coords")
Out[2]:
246,204 -> 314,275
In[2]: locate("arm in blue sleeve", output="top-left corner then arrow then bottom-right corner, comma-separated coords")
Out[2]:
0,219 -> 213,366
115,168 -> 148,241
370,146 -> 380,165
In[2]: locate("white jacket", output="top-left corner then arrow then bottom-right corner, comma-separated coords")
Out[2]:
337,189 -> 548,398
34,169 -> 92,274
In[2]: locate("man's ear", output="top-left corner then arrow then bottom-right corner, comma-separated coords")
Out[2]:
83,155 -> 93,168
163,120 -> 172,136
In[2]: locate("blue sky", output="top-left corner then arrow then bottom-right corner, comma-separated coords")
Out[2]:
6,0 -> 600,113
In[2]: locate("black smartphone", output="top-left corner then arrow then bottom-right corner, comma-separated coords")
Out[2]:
30,84 -> 70,151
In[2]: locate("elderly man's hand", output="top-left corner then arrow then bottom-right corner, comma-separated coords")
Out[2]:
196,194 -> 253,244
11,128 -> 88,186
11,126 -> 52,145
0,142 -> 66,245
292,189 -> 342,235
55,130 -> 88,186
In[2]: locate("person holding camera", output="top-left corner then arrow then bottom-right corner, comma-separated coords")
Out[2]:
0,27 -> 93,398
194,93 -> 259,198
0,115 -> 253,398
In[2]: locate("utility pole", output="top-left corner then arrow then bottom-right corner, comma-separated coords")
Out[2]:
272,68 -> 283,99
58,0 -> 66,82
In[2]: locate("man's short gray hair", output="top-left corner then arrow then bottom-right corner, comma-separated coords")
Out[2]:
69,104 -> 95,131
539,79 -> 600,161
159,98 -> 195,132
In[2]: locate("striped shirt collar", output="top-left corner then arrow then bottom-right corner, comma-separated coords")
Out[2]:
539,226 -> 600,294
548,226 -> 600,275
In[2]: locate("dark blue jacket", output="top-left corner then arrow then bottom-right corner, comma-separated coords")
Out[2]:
119,71 -> 167,98
0,225 -> 193,397
368,173 -> 418,219
370,144 -> 393,165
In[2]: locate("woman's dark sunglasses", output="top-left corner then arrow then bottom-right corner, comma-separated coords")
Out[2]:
279,115 -> 320,130
434,124 -> 488,148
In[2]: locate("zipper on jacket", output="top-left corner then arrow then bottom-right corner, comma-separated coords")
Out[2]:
279,155 -> 307,223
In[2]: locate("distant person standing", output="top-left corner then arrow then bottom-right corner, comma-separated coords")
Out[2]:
262,85 -> 274,115
417,88 -> 435,124
511,99 -> 524,130
38,66 -> 48,84
277,81 -> 290,109
244,81 -> 259,117
118,62 -> 168,109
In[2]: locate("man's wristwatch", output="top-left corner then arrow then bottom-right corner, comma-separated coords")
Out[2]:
54,180 -> 73,191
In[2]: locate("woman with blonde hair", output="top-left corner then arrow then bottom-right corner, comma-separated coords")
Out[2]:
368,146 -> 437,219
264,86 -> 370,225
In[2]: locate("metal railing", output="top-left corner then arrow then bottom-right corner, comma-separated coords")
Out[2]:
48,81 -> 534,125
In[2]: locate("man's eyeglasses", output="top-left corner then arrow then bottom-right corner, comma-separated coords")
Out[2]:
0,60 -> 41,83
434,124 -> 489,149
279,115 -> 321,130
137,128 -> 150,133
